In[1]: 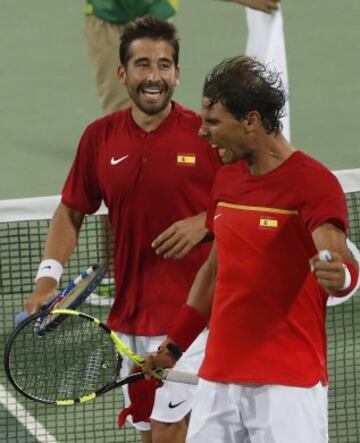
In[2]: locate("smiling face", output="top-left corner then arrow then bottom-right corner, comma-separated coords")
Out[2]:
118,38 -> 179,115
199,97 -> 256,164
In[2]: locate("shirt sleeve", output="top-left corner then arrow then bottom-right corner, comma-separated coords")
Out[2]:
300,167 -> 348,233
61,124 -> 102,215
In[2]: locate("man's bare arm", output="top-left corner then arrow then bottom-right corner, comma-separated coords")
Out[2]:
187,241 -> 217,318
24,203 -> 85,313
142,243 -> 217,374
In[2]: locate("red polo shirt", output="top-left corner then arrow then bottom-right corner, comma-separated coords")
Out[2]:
62,102 -> 221,335
200,151 -> 348,386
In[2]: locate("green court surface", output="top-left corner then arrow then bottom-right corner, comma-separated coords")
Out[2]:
0,0 -> 359,199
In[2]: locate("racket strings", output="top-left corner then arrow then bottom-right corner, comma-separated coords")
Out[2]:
8,315 -> 119,402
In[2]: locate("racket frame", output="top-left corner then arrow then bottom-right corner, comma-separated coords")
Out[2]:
4,308 -> 198,406
34,264 -> 107,335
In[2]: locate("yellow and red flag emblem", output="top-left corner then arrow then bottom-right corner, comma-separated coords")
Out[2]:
259,218 -> 278,228
177,154 -> 196,166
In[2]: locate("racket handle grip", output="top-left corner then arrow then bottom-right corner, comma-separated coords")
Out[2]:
164,369 -> 199,385
15,311 -> 28,326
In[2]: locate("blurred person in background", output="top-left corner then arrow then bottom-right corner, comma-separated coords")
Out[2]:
225,0 -> 290,140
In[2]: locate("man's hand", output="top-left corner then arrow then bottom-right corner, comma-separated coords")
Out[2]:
24,278 -> 57,314
230,0 -> 280,14
310,251 -> 346,292
152,213 -> 207,259
142,343 -> 178,380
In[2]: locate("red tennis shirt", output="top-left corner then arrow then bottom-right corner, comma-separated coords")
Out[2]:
200,151 -> 348,386
62,102 -> 221,335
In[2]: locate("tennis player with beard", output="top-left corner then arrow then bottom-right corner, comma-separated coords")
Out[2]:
25,17 -> 221,443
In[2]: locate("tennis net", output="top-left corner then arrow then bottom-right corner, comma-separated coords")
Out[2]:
1,168 -> 360,443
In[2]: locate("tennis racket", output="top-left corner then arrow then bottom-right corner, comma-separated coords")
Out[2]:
5,308 -> 198,406
15,264 -> 107,332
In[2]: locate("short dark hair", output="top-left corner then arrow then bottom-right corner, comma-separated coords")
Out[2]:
119,16 -> 179,67
203,56 -> 287,134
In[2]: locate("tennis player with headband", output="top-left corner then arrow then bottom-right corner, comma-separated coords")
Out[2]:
25,17 -> 221,443
143,56 -> 360,442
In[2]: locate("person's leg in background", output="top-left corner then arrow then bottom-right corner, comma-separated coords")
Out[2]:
84,13 -> 130,114
84,14 -> 130,278
151,416 -> 189,443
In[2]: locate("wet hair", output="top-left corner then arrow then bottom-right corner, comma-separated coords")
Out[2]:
119,16 -> 179,67
203,56 -> 287,134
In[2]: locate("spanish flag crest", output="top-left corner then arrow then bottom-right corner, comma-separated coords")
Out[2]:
177,154 -> 196,166
259,218 -> 278,228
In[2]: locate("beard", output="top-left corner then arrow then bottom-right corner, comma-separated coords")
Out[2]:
127,80 -> 175,115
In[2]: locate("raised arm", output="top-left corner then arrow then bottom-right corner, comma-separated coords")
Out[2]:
24,203 -> 85,313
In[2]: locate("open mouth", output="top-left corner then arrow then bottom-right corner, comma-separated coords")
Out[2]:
209,143 -> 226,159
142,88 -> 162,95
139,84 -> 166,101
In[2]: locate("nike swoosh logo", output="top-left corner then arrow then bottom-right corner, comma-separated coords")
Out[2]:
168,400 -> 186,409
41,266 -> 52,269
214,213 -> 223,221
111,154 -> 129,165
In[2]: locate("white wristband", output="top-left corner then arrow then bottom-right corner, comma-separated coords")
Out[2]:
318,250 -> 332,262
35,259 -> 63,285
340,263 -> 352,291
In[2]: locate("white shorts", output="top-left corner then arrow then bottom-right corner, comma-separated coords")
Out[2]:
118,330 -> 207,432
187,378 -> 328,443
